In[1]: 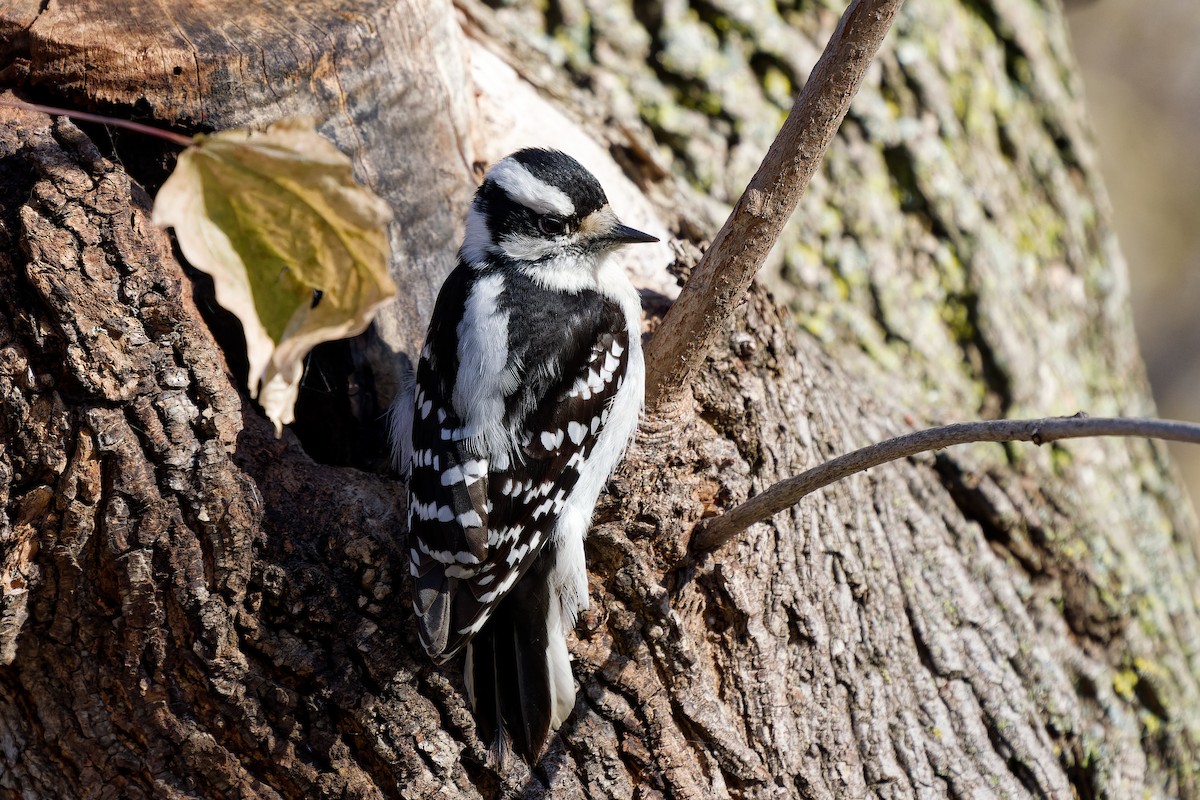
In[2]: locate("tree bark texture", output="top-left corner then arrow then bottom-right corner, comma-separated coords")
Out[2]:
1,1 -> 1199,799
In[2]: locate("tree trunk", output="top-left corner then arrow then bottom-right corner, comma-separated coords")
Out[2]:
2,1 -> 1198,798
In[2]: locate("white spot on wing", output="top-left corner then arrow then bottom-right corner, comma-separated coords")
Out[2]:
506,542 -> 530,566
441,459 -> 488,487
567,421 -> 587,445
540,429 -> 565,451
487,524 -> 522,547
458,611 -> 493,636
474,568 -> 521,608
568,372 -> 595,399
457,510 -> 484,528
416,537 -> 480,565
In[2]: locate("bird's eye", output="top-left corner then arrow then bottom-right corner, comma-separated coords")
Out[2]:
538,215 -> 567,236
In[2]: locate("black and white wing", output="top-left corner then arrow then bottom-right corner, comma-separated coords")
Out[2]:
461,316 -> 632,757
407,275 -> 631,666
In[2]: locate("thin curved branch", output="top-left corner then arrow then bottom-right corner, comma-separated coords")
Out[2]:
643,0 -> 905,413
691,415 -> 1200,553
0,99 -> 195,147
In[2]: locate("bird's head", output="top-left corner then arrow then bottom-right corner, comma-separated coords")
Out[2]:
460,149 -> 657,288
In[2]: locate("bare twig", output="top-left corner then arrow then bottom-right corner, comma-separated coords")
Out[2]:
0,99 -> 195,147
691,415 -> 1200,553
643,0 -> 905,413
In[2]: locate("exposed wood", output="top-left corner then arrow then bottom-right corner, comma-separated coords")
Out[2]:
3,0 -> 478,400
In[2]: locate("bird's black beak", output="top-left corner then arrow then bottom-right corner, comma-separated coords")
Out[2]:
607,222 -> 659,245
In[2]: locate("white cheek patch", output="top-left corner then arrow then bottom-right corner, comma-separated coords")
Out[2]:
488,158 -> 575,217
500,232 -> 558,262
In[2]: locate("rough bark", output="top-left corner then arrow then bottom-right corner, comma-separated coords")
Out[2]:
1,1 -> 1199,799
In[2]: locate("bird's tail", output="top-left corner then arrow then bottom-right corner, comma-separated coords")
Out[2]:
463,548 -> 575,762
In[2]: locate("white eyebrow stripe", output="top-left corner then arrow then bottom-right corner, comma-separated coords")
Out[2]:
488,158 -> 575,217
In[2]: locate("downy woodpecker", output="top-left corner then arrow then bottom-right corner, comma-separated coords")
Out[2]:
392,148 -> 656,760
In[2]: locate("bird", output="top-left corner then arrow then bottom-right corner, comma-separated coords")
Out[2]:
391,148 -> 658,761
